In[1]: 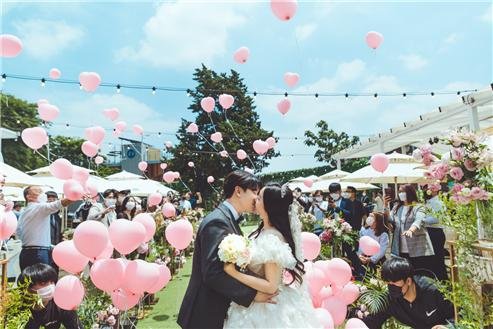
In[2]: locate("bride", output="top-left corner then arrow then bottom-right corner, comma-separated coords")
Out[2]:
223,183 -> 322,328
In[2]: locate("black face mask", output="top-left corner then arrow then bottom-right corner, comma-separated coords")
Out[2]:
388,284 -> 404,299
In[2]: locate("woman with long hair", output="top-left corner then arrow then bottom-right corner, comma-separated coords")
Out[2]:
358,211 -> 389,272
223,183 -> 321,328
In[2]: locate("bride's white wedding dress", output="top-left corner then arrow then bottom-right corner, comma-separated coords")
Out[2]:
224,228 -> 322,328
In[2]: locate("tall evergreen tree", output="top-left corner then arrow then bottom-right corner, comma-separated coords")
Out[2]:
170,65 -> 278,196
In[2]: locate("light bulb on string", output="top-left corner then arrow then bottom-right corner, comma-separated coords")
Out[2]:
284,92 -> 288,98
152,87 -> 156,95
41,78 -> 46,87
186,89 -> 191,97
65,123 -> 70,130
79,83 -> 83,90
403,93 -> 407,98
431,92 -> 435,97
345,93 -> 349,99
1,74 -> 6,83
253,91 -> 257,100
116,84 -> 121,93
315,93 -> 319,99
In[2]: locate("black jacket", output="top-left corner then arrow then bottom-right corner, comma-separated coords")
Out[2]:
363,275 -> 455,329
26,300 -> 82,329
177,203 -> 256,329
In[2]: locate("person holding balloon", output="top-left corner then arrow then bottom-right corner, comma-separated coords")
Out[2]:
19,263 -> 83,329
87,189 -> 118,227
358,212 -> 389,273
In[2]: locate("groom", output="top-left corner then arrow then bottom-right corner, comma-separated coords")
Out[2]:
178,170 -> 275,329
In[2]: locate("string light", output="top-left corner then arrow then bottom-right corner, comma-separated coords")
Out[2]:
40,78 -> 46,87
1,74 -> 6,83
403,93 -> 407,98
116,84 -> 121,93
152,87 -> 156,95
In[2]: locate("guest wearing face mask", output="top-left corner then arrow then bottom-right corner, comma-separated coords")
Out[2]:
87,189 -> 118,227
19,263 -> 83,329
358,212 -> 389,274
345,186 -> 366,231
118,196 -> 141,220
384,185 -> 435,276
363,257 -> 454,329
17,186 -> 77,271
308,190 -> 328,235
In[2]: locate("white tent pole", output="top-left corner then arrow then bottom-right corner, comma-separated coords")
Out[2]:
336,159 -> 341,170
469,105 -> 480,132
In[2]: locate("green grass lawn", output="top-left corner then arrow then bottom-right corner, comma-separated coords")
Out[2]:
137,224 -> 258,329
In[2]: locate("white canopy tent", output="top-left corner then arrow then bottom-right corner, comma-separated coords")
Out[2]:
30,175 -> 113,195
288,169 -> 378,193
333,87 -> 493,161
105,170 -> 177,196
0,162 -> 42,187
105,170 -> 144,180
27,165 -> 96,176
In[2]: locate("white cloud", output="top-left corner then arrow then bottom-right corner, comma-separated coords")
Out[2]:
115,2 -> 247,69
13,19 -> 84,59
480,5 -> 492,22
295,24 -> 317,41
398,54 -> 429,71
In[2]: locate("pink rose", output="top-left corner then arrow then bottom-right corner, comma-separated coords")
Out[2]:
451,183 -> 464,193
429,183 -> 441,193
420,144 -> 432,155
412,149 -> 423,162
107,315 -> 116,326
449,167 -> 464,181
451,193 -> 470,205
464,159 -> 477,172
451,148 -> 464,161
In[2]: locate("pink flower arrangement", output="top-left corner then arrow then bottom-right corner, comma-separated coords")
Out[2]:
449,167 -> 464,181
451,147 -> 465,160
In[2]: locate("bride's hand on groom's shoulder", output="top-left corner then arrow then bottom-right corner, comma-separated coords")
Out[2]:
254,291 -> 278,304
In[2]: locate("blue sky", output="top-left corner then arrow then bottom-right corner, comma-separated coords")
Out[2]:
1,1 -> 492,173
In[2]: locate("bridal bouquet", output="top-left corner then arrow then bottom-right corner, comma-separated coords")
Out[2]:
218,234 -> 251,269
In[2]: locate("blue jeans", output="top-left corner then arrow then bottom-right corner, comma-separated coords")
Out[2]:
19,248 -> 53,272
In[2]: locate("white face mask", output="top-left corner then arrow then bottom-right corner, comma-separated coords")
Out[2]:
105,198 -> 116,207
366,216 -> 375,227
315,196 -> 323,202
37,194 -> 47,203
36,284 -> 55,301
126,202 -> 136,210
398,192 -> 407,202
330,193 -> 340,201
342,192 -> 350,199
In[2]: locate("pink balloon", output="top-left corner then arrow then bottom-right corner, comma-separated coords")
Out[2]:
187,123 -> 198,133
236,149 -> 247,160
94,156 -> 104,165
111,288 -> 140,311
123,260 -> 160,294
271,0 -> 298,21
219,94 -> 235,110
90,258 -> 125,292
326,258 -> 352,286
314,308 -> 335,329
95,240 -> 114,260
103,107 -> 120,121
115,121 -> 127,132
277,98 -> 291,115
38,103 -> 60,122
160,163 -> 168,170
162,202 -> 176,218
49,68 -> 61,79
200,97 -> 215,113
84,180 -> 98,198
109,219 -> 146,255
219,150 -> 228,158
148,193 -> 162,207
165,141 -> 173,148
345,318 -> 368,329
21,127 -> 48,150
188,161 -> 194,168
165,219 -> 193,250
147,264 -> 171,293
0,210 -> 17,240
63,179 -> 84,201
338,282 -> 360,305
0,34 -> 23,57
366,31 -> 384,49
233,47 -> 250,64
84,126 -> 105,145
314,260 -> 333,286
319,286 -> 333,300
49,158 -> 73,180
53,275 -> 85,310
163,171 -> 175,184
306,267 -> 325,297
211,132 -> 223,143
53,240 -> 89,274
173,171 -> 180,179
304,178 -> 314,188
359,236 -> 380,256
81,141 -> 99,158
322,297 -> 347,326
301,232 -> 321,261
138,161 -> 148,172
207,176 -> 215,184
79,71 -> 101,92
266,137 -> 276,149
284,72 -> 300,87
133,124 -> 144,135
72,167 -> 90,184
253,140 -> 269,155
37,99 -> 49,106
370,153 -> 389,173
133,213 -> 156,242
73,220 -> 109,259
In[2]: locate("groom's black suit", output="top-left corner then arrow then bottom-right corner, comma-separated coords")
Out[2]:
178,203 -> 256,329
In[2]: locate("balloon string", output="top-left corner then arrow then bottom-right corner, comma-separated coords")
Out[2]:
225,113 -> 242,142
208,182 -> 219,194
219,142 -> 238,168
245,155 -> 257,171
197,132 -> 218,152
179,178 -> 192,192
34,149 -> 51,164
207,113 -> 217,132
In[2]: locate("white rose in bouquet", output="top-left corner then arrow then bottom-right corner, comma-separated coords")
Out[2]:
218,234 -> 251,269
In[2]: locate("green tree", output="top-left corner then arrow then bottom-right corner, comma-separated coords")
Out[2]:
304,120 -> 367,172
0,94 -> 46,171
170,65 -> 278,196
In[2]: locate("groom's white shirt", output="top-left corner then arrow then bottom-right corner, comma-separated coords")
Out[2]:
223,201 -> 240,221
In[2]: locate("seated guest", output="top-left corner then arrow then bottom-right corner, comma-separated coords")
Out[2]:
363,257 -> 454,329
19,263 -> 83,329
358,212 -> 389,271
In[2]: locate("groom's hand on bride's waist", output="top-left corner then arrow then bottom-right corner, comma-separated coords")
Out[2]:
254,291 -> 278,304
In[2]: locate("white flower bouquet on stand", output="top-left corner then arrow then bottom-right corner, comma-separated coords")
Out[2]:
218,234 -> 252,270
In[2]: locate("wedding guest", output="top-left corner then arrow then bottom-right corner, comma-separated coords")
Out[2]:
358,212 -> 389,272
87,189 -> 117,227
